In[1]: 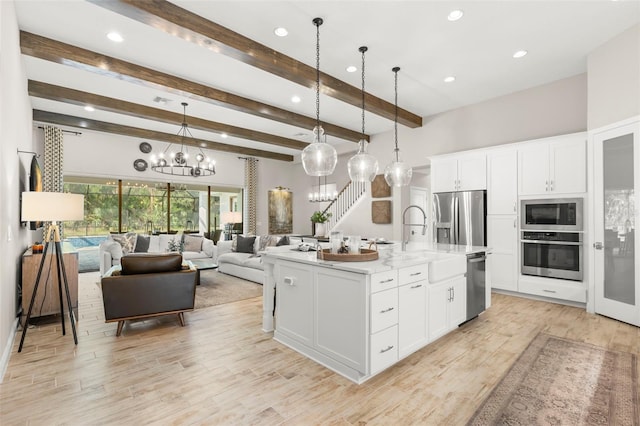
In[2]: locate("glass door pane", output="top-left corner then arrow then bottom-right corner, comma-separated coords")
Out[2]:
603,133 -> 635,305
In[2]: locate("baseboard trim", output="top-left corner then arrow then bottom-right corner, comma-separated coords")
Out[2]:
0,318 -> 19,383
492,289 -> 586,309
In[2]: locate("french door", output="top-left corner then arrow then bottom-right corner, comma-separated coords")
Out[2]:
593,120 -> 640,326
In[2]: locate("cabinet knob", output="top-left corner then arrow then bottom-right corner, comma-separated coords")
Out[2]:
284,277 -> 295,286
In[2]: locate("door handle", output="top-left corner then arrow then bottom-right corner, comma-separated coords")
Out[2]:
452,286 -> 455,301
550,180 -> 554,191
593,242 -> 603,250
545,180 -> 549,191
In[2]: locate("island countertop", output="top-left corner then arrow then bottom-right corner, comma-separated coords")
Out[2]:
261,241 -> 489,275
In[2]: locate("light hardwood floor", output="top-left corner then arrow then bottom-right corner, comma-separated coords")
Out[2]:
1,272 -> 638,425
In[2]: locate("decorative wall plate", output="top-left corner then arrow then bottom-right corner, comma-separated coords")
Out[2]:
133,158 -> 148,172
139,142 -> 152,153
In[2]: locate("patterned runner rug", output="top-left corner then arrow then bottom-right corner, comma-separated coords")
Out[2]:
468,333 -> 638,425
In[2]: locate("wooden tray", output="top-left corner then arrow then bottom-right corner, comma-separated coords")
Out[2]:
317,248 -> 379,262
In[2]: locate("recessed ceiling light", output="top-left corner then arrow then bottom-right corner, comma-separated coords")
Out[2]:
448,10 -> 464,21
220,133 -> 228,139
513,50 -> 528,58
84,105 -> 95,112
444,76 -> 456,83
274,27 -> 288,37
106,31 -> 124,43
291,95 -> 301,103
346,65 -> 357,73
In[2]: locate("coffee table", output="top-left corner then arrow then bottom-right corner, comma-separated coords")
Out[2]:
189,259 -> 218,285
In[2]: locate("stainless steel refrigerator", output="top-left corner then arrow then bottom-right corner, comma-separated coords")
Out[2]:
433,190 -> 486,246
433,190 -> 486,322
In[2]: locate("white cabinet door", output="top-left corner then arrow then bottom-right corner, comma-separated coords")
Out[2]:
277,262 -> 314,346
316,269 -> 367,371
428,282 -> 449,341
550,138 -> 586,194
398,280 -> 428,358
519,144 -> 550,195
449,276 -> 467,327
487,149 -> 518,215
431,158 -> 458,193
457,154 -> 487,191
487,215 -> 518,291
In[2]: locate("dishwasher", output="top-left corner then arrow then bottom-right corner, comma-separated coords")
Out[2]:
466,252 -> 486,321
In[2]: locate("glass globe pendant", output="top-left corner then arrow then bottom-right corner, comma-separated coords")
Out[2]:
302,125 -> 337,176
348,46 -> 378,182
384,67 -> 412,187
301,17 -> 337,177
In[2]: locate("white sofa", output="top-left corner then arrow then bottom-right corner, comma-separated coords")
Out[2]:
216,235 -> 300,284
99,233 -> 216,276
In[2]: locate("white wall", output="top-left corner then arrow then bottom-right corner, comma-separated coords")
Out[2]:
0,0 -> 35,381
59,129 -> 244,188
587,24 -> 640,130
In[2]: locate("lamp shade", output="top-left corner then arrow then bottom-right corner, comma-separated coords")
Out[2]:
21,192 -> 84,222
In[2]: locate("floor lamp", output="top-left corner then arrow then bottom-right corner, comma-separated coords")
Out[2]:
19,192 -> 84,353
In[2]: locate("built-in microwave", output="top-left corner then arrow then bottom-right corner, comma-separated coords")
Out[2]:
521,198 -> 583,231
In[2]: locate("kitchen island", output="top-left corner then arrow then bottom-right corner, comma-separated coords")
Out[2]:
262,243 -> 489,384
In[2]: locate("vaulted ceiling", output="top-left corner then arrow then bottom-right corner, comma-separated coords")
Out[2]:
14,0 -> 640,162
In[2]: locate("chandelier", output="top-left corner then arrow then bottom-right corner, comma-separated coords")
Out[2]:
301,17 -> 337,177
384,67 -> 413,187
347,45 -> 379,182
308,176 -> 337,203
150,102 -> 216,177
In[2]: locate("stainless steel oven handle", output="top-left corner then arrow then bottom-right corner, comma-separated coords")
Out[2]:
521,240 -> 582,246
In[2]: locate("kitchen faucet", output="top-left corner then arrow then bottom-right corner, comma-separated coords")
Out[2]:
402,205 -> 427,251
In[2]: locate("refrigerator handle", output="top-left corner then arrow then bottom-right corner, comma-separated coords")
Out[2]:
453,195 -> 459,244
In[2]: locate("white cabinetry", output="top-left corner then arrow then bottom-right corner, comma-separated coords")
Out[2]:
428,276 -> 466,342
487,216 -> 518,291
276,261 -> 314,346
487,148 -> 518,215
518,134 -> 586,195
398,264 -> 428,359
369,271 -> 399,374
432,153 -> 486,193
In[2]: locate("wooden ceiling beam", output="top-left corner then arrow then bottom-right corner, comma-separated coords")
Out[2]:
33,110 -> 294,162
28,80 -> 308,151
89,0 -> 423,129
21,31 -> 364,143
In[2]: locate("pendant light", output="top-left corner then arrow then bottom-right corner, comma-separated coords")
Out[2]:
347,46 -> 379,182
384,67 -> 413,187
301,18 -> 337,177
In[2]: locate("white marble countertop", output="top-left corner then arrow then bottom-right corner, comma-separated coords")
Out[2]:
262,241 -> 490,275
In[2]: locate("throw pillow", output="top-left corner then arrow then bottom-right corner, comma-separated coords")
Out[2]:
236,235 -> 256,254
276,235 -> 290,246
134,235 -> 150,253
231,234 -> 238,252
257,235 -> 277,252
183,234 -> 204,252
112,232 -> 137,255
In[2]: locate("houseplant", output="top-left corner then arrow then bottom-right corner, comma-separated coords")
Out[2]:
310,211 -> 332,237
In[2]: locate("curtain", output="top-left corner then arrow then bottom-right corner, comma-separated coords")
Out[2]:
243,157 -> 258,235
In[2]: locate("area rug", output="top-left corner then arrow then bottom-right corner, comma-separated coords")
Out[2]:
467,333 -> 639,425
195,269 -> 263,309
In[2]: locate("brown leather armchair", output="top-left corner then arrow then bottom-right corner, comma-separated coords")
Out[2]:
101,253 -> 197,336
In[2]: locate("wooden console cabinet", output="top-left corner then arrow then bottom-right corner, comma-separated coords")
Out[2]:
21,242 -> 79,319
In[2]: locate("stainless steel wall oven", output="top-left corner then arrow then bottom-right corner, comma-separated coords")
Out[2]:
521,231 -> 583,281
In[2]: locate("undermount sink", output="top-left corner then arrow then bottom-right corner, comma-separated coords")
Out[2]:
427,254 -> 466,283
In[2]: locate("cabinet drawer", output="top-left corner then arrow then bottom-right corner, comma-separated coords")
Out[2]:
370,325 -> 398,374
371,270 -> 398,293
370,288 -> 398,334
519,278 -> 586,303
399,264 -> 428,285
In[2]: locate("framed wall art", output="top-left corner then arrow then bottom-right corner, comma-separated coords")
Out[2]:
268,188 -> 293,234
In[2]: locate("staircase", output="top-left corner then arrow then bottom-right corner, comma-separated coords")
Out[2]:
321,180 -> 367,231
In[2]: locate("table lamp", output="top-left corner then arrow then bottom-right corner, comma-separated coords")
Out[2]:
19,191 -> 84,352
